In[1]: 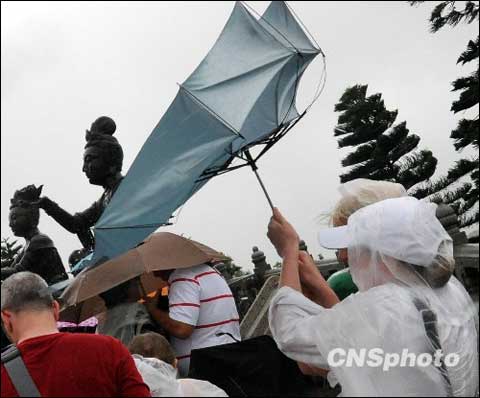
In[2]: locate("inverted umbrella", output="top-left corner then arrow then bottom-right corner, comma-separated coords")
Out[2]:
59,232 -> 228,323
87,1 -> 325,267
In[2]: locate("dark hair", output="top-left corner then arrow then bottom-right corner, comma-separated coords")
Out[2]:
85,116 -> 123,172
128,332 -> 176,366
99,280 -> 132,309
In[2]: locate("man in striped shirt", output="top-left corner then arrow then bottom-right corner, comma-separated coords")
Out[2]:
146,263 -> 241,376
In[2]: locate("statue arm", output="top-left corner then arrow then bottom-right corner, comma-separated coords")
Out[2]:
40,197 -> 101,233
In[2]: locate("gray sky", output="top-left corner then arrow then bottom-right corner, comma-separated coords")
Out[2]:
1,1 -> 478,273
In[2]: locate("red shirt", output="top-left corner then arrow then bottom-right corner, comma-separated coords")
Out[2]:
1,333 -> 151,397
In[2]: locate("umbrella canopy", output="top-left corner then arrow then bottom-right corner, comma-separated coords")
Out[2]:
59,232 -> 228,323
84,1 -> 324,268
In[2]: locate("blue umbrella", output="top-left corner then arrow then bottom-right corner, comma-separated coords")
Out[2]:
86,1 -> 325,268
70,252 -> 94,275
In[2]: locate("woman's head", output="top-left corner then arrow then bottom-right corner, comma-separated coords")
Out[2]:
320,196 -> 455,291
330,179 -> 408,265
331,179 -> 408,226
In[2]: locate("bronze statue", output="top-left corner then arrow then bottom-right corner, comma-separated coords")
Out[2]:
1,185 -> 67,285
35,116 -> 124,250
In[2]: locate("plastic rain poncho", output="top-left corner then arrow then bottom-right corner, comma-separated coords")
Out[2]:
269,197 -> 478,397
96,302 -> 153,346
133,355 -> 228,397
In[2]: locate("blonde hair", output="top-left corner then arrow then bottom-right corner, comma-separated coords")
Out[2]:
331,179 -> 408,226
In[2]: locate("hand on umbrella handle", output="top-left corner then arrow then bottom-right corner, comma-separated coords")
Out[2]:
267,207 -> 300,258
142,290 -> 160,311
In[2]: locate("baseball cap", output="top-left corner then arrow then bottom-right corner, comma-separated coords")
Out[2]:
318,197 -> 452,267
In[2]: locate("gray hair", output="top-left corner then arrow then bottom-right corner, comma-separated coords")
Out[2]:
1,272 -> 54,312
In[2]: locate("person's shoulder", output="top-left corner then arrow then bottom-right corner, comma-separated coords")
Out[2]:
347,284 -> 418,318
327,268 -> 350,283
28,233 -> 55,250
170,264 -> 206,280
62,332 -> 123,349
443,276 -> 473,305
1,363 -> 14,394
327,269 -> 358,300
69,333 -> 133,359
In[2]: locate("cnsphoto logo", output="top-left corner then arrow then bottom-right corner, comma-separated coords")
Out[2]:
327,348 -> 460,372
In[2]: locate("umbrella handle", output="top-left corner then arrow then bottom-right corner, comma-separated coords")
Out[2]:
244,149 -> 274,211
138,280 -> 148,299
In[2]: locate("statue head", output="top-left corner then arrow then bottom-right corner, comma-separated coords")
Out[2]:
83,116 -> 123,186
9,185 -> 42,238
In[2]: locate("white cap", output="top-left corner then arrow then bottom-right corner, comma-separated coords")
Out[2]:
317,225 -> 349,249
318,197 -> 452,267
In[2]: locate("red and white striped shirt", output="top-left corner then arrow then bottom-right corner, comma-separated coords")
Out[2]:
168,264 -> 241,376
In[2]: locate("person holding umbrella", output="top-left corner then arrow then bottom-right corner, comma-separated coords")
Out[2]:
325,179 -> 408,301
59,232 -> 240,377
96,278 -> 161,346
267,196 -> 478,396
144,262 -> 241,377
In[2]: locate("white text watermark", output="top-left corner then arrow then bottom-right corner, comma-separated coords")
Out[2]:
327,348 -> 460,371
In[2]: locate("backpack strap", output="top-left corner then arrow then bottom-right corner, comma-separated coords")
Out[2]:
1,344 -> 41,397
412,297 -> 453,397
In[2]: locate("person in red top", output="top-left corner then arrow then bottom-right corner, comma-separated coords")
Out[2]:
1,271 -> 151,397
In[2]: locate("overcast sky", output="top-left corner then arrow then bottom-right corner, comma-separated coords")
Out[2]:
1,1 -> 478,273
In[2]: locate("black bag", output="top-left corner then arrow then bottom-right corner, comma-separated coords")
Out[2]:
188,335 -> 326,397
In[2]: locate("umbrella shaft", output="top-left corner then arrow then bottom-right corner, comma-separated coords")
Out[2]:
253,168 -> 274,211
244,149 -> 274,211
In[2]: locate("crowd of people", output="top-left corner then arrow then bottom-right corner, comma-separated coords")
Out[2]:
1,262 -> 238,397
1,178 -> 479,397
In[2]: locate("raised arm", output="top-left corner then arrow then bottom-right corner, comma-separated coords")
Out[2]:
267,207 -> 301,292
38,197 -> 98,249
39,197 -> 96,232
298,251 -> 340,308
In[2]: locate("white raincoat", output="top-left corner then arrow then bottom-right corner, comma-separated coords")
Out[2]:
269,197 -> 478,397
133,355 -> 228,397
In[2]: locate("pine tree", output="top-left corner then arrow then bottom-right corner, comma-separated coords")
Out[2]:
411,38 -> 479,227
408,1 -> 479,32
408,1 -> 479,228
1,237 -> 23,268
334,84 -> 437,191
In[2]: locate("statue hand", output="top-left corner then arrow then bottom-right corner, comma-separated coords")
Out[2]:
28,196 -> 48,209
